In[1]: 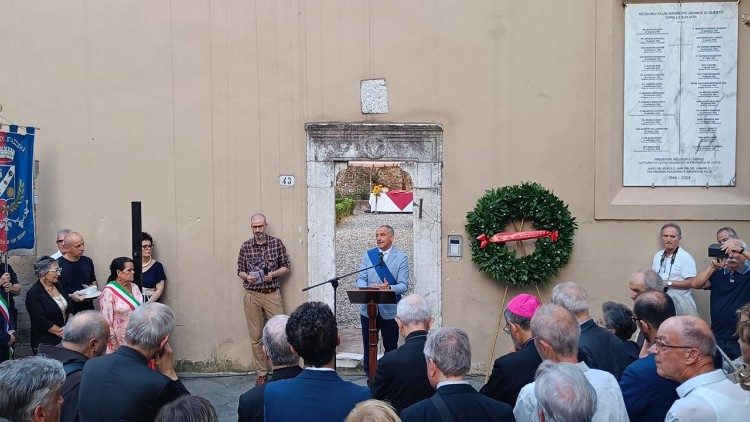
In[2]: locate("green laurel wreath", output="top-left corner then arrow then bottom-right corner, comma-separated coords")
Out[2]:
465,182 -> 577,288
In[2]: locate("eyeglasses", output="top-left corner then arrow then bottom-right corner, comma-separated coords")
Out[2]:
651,338 -> 695,351
48,268 -> 62,275
142,244 -> 154,249
56,239 -> 64,244
502,321 -> 512,335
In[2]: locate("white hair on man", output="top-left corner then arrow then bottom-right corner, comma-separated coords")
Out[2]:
124,302 -> 175,352
534,361 -> 596,422
423,327 -> 471,377
0,356 -> 65,421
638,268 -> 665,292
530,304 -> 580,358
262,315 -> 299,367
551,282 -> 589,315
396,294 -> 432,325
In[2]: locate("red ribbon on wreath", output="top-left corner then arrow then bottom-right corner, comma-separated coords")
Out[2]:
476,230 -> 559,249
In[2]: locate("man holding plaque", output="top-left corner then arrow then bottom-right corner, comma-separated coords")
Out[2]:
356,225 -> 409,376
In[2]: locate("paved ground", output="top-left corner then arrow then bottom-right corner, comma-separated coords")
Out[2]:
180,372 -> 486,422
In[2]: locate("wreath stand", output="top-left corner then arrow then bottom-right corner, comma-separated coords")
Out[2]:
482,219 -> 545,383
464,182 -> 577,384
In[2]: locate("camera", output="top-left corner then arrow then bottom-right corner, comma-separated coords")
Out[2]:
708,243 -> 728,260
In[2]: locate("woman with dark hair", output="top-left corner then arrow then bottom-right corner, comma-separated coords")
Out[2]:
601,301 -> 639,365
140,232 -> 167,302
25,256 -> 70,354
99,257 -> 143,353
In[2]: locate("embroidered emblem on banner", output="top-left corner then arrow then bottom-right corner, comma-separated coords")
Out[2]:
0,126 -> 35,252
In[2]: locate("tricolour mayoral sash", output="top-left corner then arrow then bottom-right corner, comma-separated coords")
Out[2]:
367,247 -> 401,301
0,293 -> 9,331
105,281 -> 141,310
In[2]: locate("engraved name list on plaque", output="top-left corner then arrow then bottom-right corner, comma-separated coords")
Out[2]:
623,2 -> 738,187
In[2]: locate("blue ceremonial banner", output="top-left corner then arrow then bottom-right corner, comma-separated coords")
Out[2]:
0,126 -> 35,252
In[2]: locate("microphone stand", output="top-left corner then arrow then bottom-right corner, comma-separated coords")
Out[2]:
302,261 -> 384,319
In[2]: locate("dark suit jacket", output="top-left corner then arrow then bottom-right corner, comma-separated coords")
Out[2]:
480,338 -> 542,406
38,344 -> 88,422
264,368 -> 370,422
25,281 -> 70,350
237,365 -> 303,422
78,346 -> 189,422
578,318 -> 629,380
619,353 -> 679,422
401,383 -> 514,422
371,330 -> 434,413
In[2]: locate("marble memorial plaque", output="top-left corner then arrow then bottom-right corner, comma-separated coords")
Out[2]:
624,3 -> 737,186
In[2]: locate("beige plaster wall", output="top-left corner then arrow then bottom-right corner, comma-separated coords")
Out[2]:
1,0 -> 748,369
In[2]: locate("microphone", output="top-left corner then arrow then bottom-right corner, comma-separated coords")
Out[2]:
378,252 -> 384,266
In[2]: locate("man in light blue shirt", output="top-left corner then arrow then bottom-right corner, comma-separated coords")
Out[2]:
654,316 -> 750,421
356,225 -> 409,376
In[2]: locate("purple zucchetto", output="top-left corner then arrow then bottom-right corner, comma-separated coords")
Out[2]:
506,294 -> 542,318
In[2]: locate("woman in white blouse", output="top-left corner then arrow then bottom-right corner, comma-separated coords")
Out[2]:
25,256 -> 70,354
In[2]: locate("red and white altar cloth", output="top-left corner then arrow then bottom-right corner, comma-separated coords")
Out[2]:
369,190 -> 413,213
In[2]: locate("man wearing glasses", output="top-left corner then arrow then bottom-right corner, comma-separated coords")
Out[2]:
654,316 -> 750,421
236,213 -> 290,386
480,293 -> 543,407
50,228 -> 71,260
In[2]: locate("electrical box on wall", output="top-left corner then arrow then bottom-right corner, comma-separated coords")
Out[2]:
447,235 -> 462,257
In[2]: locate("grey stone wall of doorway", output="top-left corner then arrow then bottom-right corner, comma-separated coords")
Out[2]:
306,123 -> 442,368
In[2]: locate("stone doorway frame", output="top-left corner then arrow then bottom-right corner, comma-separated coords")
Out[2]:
306,123 -> 443,325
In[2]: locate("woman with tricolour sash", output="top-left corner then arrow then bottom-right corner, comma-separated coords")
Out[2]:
100,257 -> 143,354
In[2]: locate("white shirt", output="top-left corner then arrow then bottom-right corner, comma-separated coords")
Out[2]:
666,369 -> 750,422
51,250 -> 63,260
652,248 -> 698,316
436,380 -> 471,389
380,246 -> 392,263
513,362 -> 629,422
304,367 -> 336,372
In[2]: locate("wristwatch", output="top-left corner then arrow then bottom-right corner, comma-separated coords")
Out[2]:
667,281 -> 673,288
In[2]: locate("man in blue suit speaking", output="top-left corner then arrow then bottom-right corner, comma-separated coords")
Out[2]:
356,225 -> 410,376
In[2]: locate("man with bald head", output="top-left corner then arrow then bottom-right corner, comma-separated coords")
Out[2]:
236,213 -> 291,386
628,268 -> 664,300
514,303 -> 628,422
57,232 -> 97,313
38,310 -> 109,422
653,316 -> 750,421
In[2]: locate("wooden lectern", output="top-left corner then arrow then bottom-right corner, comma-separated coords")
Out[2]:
346,289 -> 398,381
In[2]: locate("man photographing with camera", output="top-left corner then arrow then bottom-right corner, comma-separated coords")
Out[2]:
691,227 -> 750,360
